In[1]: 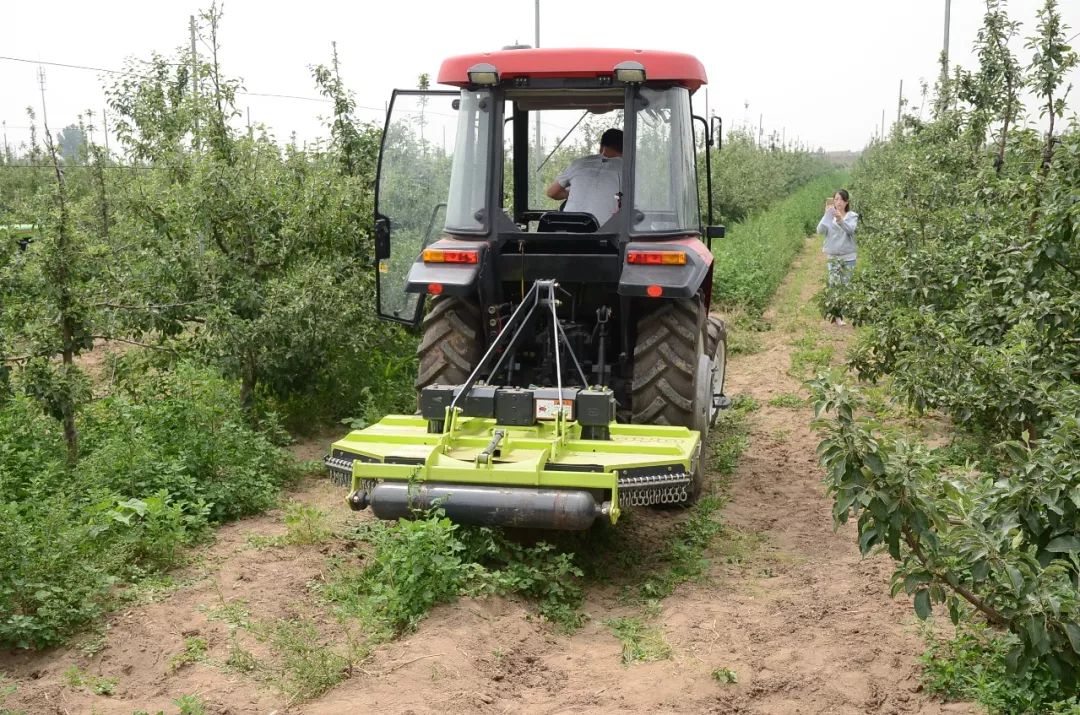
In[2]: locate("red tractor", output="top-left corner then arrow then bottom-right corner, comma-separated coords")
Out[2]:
328,48 -> 728,528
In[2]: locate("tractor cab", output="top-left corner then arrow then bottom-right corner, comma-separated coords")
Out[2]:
373,48 -> 723,327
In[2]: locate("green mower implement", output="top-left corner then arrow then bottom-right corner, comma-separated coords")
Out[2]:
329,280 -> 703,530
328,408 -> 700,530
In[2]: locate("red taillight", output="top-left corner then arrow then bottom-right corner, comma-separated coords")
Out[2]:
423,248 -> 479,264
646,285 -> 664,298
427,282 -> 444,295
627,250 -> 687,266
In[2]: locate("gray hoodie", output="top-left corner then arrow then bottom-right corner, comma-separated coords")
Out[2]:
816,209 -> 859,260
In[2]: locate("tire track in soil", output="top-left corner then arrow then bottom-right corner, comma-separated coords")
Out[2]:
0,247 -> 973,715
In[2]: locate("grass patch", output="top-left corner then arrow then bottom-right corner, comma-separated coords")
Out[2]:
711,395 -> 758,484
631,494 -> 726,604
323,515 -> 585,642
789,331 -> 834,377
168,636 -> 209,672
202,595 -> 251,629
0,674 -> 17,706
61,665 -> 118,696
723,312 -> 767,356
249,617 -> 355,704
605,617 -> 673,665
768,392 -> 806,409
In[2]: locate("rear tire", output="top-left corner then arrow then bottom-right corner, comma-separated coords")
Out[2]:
630,298 -> 707,431
415,296 -> 483,392
631,298 -> 708,504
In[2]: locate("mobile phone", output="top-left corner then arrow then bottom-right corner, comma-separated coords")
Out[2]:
825,197 -> 835,208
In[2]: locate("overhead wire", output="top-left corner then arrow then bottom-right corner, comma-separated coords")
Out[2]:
0,53 -> 387,112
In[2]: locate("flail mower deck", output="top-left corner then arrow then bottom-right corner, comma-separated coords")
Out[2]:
326,280 -> 703,530
327,388 -> 700,530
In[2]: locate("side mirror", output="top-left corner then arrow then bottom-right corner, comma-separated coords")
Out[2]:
374,217 -> 391,260
706,225 -> 725,240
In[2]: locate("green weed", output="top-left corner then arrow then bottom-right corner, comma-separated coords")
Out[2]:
168,636 -> 209,672
325,514 -> 585,641
712,667 -> 738,684
90,676 -> 117,696
790,332 -> 834,376
0,674 -> 17,704
281,502 -> 333,546
605,617 -> 673,665
60,666 -> 118,697
202,596 -> 251,629
768,392 -> 805,408
250,618 -> 351,703
172,694 -> 208,715
247,502 -> 334,549
224,632 -> 259,674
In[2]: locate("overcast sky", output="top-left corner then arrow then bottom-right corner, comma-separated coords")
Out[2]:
2,0 -> 1077,154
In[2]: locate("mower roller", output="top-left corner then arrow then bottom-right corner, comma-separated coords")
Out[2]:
327,47 -> 729,530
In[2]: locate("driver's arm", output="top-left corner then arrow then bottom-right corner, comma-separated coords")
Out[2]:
546,180 -> 568,201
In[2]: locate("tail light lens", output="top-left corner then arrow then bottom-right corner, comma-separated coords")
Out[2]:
626,250 -> 687,265
423,248 -> 479,264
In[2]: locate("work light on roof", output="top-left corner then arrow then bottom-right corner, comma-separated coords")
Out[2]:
613,60 -> 646,84
467,63 -> 499,85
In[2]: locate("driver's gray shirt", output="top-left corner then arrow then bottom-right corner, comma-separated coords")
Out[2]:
556,155 -> 622,223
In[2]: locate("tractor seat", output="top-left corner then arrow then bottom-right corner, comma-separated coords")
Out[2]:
537,211 -> 599,234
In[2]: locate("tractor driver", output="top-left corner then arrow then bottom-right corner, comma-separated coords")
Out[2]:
545,128 -> 623,224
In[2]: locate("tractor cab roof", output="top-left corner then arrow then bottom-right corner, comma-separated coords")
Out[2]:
437,48 -> 707,93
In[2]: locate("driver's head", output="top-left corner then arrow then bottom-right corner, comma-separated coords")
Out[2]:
599,128 -> 623,157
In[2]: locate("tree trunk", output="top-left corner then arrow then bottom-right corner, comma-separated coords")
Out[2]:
239,349 -> 257,416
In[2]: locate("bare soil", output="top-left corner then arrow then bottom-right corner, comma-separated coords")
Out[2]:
0,246 -> 973,715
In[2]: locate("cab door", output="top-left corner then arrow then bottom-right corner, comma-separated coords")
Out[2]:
374,89 -> 459,325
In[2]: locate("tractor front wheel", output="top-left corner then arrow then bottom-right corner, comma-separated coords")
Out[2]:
705,315 -> 728,427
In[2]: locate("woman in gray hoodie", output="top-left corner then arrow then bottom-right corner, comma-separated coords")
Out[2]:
816,189 -> 859,324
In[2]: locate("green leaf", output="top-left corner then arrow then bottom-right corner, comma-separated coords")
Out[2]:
863,452 -> 886,476
1065,624 -> 1080,655
857,527 -> 878,554
1045,535 -> 1080,553
914,589 -> 931,620
1006,566 -> 1024,596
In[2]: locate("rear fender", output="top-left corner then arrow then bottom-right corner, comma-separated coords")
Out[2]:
405,238 -> 487,297
618,236 -> 713,299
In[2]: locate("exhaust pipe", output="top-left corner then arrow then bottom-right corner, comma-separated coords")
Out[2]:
361,482 -> 604,530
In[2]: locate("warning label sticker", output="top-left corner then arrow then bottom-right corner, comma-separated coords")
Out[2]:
534,398 -> 574,420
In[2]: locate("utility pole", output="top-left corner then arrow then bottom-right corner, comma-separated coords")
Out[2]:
897,79 -> 903,124
943,0 -> 952,74
190,15 -> 200,150
758,113 -> 763,146
38,68 -> 49,129
533,0 -> 542,209
2,120 -> 7,162
102,108 -> 110,153
881,108 -> 885,139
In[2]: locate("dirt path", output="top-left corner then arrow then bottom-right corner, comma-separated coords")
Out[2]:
0,246 -> 971,715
